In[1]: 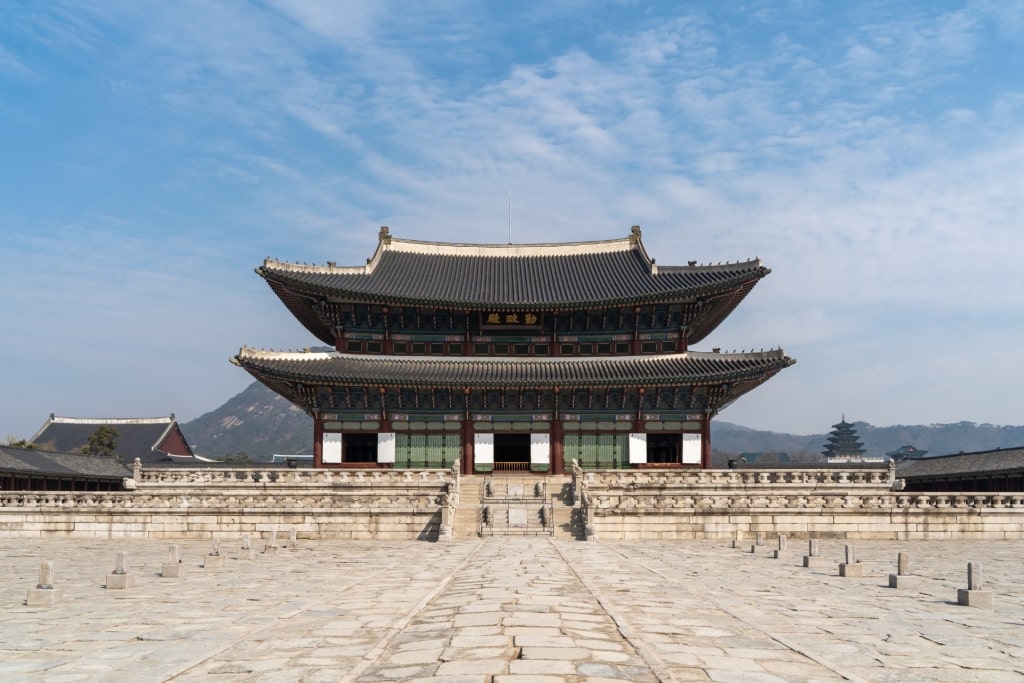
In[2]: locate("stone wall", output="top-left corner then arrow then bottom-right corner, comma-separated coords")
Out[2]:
575,469 -> 1024,540
0,466 -> 453,540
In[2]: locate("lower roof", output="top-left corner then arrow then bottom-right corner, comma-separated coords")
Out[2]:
0,446 -> 131,479
232,348 -> 795,388
897,447 -> 1024,479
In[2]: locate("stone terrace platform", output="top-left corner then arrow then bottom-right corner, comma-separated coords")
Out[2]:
2,538 -> 1022,682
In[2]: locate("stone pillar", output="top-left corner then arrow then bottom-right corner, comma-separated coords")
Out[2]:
803,539 -> 826,568
773,534 -> 787,559
106,551 -> 135,589
888,551 -> 915,588
203,538 -> 225,568
240,533 -> 255,560
958,562 -> 994,607
27,561 -> 62,607
839,543 -> 863,577
161,544 -> 184,578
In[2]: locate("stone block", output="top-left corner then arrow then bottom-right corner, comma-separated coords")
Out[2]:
957,589 -> 994,608
106,573 -> 135,589
888,574 -> 916,589
161,563 -> 185,578
26,588 -> 63,607
803,556 -> 828,568
203,554 -> 225,568
839,562 -> 863,577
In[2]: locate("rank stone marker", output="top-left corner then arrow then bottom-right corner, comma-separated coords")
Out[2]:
203,538 -> 225,568
957,561 -> 994,607
26,560 -> 62,607
161,544 -> 185,578
106,550 -> 135,589
803,539 -> 827,568
839,543 -> 864,577
773,534 -> 788,559
240,534 -> 255,560
264,531 -> 278,554
888,551 -> 916,589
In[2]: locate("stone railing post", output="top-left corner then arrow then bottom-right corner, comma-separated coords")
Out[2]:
572,458 -> 583,509
438,492 -> 454,542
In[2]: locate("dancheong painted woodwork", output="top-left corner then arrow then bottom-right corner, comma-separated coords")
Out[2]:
233,226 -> 794,473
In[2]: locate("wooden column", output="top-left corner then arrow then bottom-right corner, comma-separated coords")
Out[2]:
701,413 -> 712,469
462,388 -> 474,474
551,387 -> 563,474
313,417 -> 324,468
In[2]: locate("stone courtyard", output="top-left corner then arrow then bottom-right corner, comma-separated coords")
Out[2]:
1,538 -> 1022,682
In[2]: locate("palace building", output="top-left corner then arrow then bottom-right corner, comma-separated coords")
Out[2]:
233,226 -> 794,473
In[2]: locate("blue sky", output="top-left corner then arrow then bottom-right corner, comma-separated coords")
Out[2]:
2,1 -> 1022,443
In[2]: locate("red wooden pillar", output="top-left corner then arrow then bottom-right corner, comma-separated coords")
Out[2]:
313,417 -> 324,468
701,413 -> 712,469
551,419 -> 564,475
462,388 -> 474,474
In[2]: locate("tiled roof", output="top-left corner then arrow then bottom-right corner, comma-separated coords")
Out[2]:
28,416 -> 193,464
232,348 -> 795,388
0,446 -> 131,478
258,230 -> 768,309
897,447 -> 1024,479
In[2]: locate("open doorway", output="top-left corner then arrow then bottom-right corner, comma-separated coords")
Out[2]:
494,433 -> 530,472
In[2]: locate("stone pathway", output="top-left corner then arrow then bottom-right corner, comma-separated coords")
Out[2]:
1,538 -> 1022,682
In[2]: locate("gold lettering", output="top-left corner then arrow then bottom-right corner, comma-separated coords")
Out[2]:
486,313 -> 501,325
525,313 -> 538,325
505,313 -> 520,324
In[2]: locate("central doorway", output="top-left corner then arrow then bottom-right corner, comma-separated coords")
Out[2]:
493,433 -> 531,472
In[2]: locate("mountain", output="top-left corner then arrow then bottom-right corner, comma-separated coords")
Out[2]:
711,420 -> 1024,459
181,382 -> 312,460
181,382 -> 1024,462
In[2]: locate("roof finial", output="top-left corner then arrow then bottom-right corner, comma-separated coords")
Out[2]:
629,225 -> 642,245
379,226 -> 392,245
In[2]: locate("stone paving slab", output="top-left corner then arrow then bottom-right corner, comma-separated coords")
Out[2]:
1,538 -> 1022,681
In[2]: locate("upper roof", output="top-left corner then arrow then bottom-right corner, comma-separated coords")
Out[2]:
28,415 -> 195,464
0,445 -> 131,479
258,226 -> 768,311
897,447 -> 1024,479
233,347 -> 794,395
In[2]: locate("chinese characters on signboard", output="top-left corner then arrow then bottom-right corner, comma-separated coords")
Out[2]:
483,311 -> 539,326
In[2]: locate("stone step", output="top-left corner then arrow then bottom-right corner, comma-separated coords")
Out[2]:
453,474 -> 581,538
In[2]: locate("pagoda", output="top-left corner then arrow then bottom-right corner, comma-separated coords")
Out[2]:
233,226 -> 794,472
822,417 -> 875,463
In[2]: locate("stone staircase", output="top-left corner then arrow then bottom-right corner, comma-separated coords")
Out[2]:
452,474 -> 582,539
453,476 -> 485,539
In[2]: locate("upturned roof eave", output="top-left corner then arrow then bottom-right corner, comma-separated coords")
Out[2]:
258,268 -> 768,312
232,351 -> 795,389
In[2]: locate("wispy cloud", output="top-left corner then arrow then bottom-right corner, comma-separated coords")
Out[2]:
1,1 -> 1022,439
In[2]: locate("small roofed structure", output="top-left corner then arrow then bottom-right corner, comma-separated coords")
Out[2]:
886,445 -> 929,461
897,446 -> 1024,492
29,415 -> 196,464
0,445 -> 130,491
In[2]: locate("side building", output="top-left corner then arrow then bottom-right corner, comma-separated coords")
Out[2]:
233,226 -> 794,472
